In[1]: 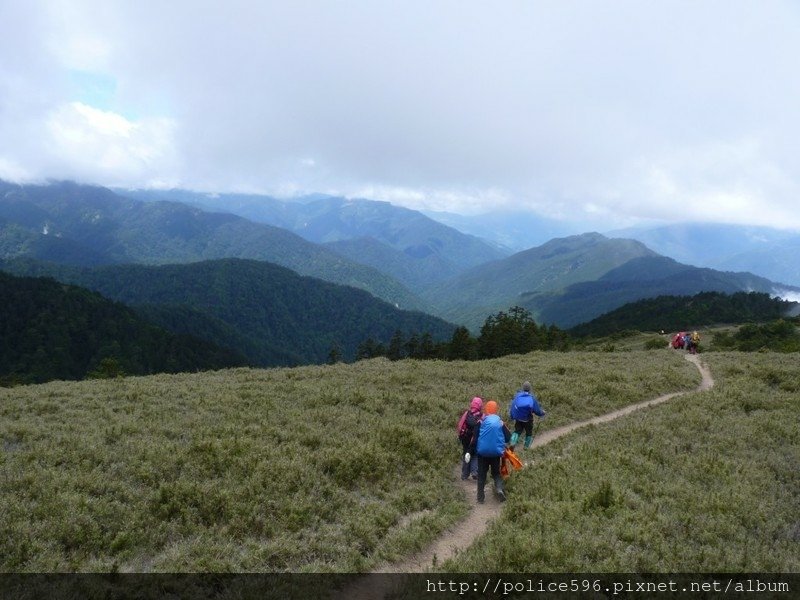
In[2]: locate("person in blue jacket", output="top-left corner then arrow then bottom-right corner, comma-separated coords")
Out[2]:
469,400 -> 511,504
509,381 -> 546,450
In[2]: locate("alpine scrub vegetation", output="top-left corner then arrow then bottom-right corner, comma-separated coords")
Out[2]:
442,352 -> 799,573
0,351 -> 697,572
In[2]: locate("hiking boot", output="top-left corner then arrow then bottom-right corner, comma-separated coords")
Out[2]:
470,473 -> 478,480
477,497 -> 485,504
497,490 -> 506,502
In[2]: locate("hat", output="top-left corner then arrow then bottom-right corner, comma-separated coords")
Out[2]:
522,381 -> 531,392
484,400 -> 499,415
470,397 -> 483,411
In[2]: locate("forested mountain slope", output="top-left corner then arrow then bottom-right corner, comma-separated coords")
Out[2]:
0,271 -> 245,384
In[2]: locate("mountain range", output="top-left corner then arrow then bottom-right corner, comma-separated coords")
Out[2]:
420,232 -> 798,329
118,188 -> 507,293
3,178 -> 799,356
0,180 -> 421,310
608,223 -> 800,288
527,254 -> 796,329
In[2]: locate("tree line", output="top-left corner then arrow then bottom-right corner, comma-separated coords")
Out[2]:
340,306 -> 570,363
711,318 -> 800,353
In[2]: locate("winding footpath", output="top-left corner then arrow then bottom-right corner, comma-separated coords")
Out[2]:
343,354 -> 714,598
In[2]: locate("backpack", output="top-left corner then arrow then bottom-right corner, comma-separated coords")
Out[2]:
510,391 -> 534,421
457,410 -> 470,438
477,414 -> 506,457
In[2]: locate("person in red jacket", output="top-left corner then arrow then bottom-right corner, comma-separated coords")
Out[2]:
469,400 -> 511,504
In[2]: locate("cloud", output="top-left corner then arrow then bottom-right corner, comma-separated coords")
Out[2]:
44,102 -> 179,186
2,1 -> 800,230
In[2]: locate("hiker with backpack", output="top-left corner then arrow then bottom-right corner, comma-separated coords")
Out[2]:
689,331 -> 700,354
469,400 -> 511,503
509,381 -> 546,450
457,396 -> 483,480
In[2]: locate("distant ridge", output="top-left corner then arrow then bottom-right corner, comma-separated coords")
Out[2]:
120,188 -> 507,291
0,180 -> 421,309
422,233 -> 658,327
609,222 -> 800,287
530,255 -> 800,328
421,233 -> 799,329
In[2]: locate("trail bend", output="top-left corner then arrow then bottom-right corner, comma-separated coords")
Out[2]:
343,354 -> 713,597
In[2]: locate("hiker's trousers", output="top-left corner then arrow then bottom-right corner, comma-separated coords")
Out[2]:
476,455 -> 503,502
513,420 -> 533,436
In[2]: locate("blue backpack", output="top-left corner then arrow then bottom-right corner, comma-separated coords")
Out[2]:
477,414 -> 506,457
510,391 -> 535,421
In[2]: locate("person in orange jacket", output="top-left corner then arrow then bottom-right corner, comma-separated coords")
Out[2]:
469,400 -> 511,504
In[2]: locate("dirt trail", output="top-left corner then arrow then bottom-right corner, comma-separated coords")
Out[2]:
343,354 -> 713,597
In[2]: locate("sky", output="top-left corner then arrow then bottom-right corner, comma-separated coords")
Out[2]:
2,0 -> 800,231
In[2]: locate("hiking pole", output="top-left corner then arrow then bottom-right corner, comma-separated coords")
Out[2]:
531,418 -> 542,443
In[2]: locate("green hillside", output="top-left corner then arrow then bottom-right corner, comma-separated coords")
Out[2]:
2,350 -> 796,578
0,180 -> 421,310
0,257 -> 456,366
0,351 -> 700,573
0,272 -> 245,385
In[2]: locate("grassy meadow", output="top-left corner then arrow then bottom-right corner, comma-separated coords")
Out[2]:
0,350 -> 699,573
443,352 -> 799,572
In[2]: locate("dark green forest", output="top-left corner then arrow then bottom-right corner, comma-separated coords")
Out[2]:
568,291 -> 797,338
0,272 -> 246,385
0,257 -> 456,366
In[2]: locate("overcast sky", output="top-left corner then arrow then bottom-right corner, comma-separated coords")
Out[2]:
2,1 -> 799,230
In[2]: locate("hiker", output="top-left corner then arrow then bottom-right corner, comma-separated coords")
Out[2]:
457,396 -> 483,480
683,332 -> 691,351
671,332 -> 684,349
469,400 -> 511,504
689,331 -> 700,354
509,381 -> 546,450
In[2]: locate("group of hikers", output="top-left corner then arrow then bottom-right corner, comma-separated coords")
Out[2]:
457,381 -> 546,504
671,330 -> 701,354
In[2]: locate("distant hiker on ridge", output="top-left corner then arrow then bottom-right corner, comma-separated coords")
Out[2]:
469,400 -> 511,504
509,381 -> 546,450
457,396 -> 483,480
689,330 -> 700,354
